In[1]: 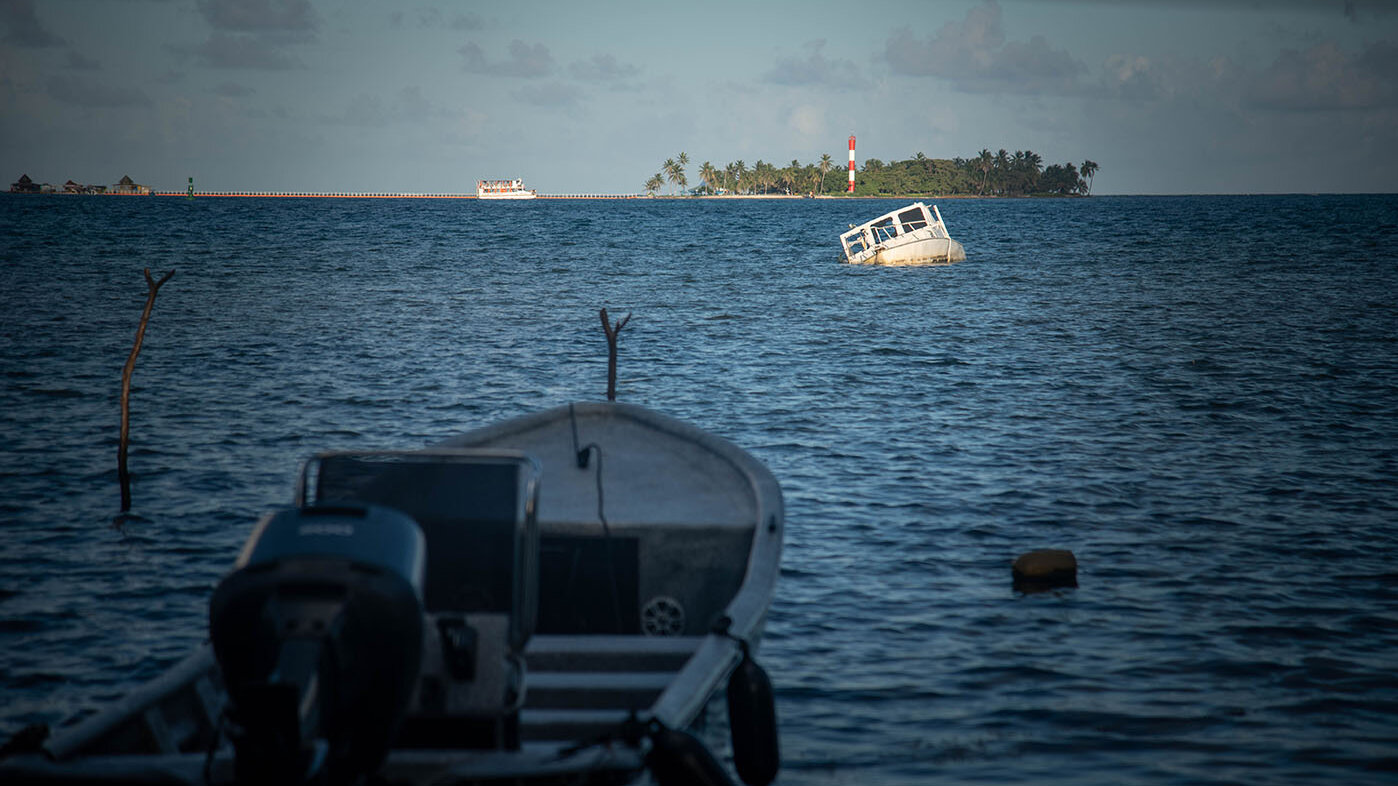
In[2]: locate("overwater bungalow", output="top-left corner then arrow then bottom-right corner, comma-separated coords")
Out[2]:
112,175 -> 151,195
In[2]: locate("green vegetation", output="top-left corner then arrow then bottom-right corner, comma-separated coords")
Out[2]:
647,150 -> 1099,197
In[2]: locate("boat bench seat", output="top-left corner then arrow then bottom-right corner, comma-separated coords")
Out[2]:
519,635 -> 703,743
525,634 -> 703,672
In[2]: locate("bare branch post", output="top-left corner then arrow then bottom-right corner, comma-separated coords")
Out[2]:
599,308 -> 632,402
119,268 -> 174,513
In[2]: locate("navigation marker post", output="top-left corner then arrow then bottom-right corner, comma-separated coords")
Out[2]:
847,135 -> 856,193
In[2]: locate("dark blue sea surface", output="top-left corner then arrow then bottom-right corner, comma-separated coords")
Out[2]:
2,193 -> 1396,783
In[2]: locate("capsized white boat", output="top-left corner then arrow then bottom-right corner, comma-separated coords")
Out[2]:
476,178 -> 538,199
840,202 -> 965,265
0,402 -> 783,786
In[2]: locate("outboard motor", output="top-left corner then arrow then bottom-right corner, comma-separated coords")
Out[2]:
210,505 -> 426,785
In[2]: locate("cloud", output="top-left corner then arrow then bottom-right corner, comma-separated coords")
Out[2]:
66,50 -> 101,70
1,0 -> 64,47
787,104 -> 825,137
513,81 -> 579,109
884,0 -> 1003,77
1343,1 -> 1398,24
764,40 -> 865,89
1246,40 -> 1398,110
449,13 -> 484,31
459,39 -> 554,77
339,93 -> 389,126
198,0 -> 316,33
569,53 -> 640,82
329,86 -> 457,126
1101,54 -> 1153,98
883,0 -> 1086,94
210,81 -> 255,97
458,42 -> 487,70
1090,50 -> 1259,108
186,0 -> 315,67
176,32 -> 302,69
393,8 -> 484,30
47,74 -> 151,108
395,85 -> 433,116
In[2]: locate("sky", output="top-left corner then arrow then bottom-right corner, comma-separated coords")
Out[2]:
2,0 -> 1396,195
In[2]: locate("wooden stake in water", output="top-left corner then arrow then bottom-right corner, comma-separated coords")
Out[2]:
119,268 -> 174,513
599,308 -> 631,402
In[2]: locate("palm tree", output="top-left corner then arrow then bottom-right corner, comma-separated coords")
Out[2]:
1023,150 -> 1043,194
781,160 -> 801,194
644,173 -> 663,195
993,149 -> 1010,195
1009,150 -> 1026,195
818,153 -> 833,194
662,158 -> 679,195
733,160 -> 747,194
976,149 -> 993,195
675,152 -> 689,194
752,160 -> 774,194
699,161 -> 718,194
1080,160 -> 1098,195
1065,162 -> 1081,195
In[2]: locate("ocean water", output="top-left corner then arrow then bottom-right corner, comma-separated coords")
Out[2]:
1,193 -> 1396,784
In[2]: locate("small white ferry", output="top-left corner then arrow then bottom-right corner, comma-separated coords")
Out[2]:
476,179 -> 538,200
840,202 -> 965,265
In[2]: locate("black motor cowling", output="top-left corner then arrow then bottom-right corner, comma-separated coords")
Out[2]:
209,505 -> 425,785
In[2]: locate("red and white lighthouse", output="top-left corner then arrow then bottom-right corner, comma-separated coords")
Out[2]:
847,134 -> 856,193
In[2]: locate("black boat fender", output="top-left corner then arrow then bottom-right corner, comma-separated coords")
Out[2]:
646,722 -> 737,786
727,639 -> 780,786
709,615 -> 780,786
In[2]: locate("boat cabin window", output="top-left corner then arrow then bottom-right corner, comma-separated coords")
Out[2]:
898,208 -> 929,233
870,217 -> 898,243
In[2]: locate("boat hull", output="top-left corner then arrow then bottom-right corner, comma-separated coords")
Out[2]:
847,235 -> 966,266
0,402 -> 782,786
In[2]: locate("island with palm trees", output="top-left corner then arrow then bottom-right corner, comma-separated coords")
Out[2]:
645,150 -> 1098,198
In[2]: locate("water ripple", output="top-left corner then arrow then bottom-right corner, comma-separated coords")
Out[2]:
2,194 -> 1397,783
